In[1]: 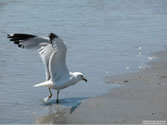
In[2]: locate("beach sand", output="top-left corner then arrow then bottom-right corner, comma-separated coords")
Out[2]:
54,50 -> 167,124
37,50 -> 167,124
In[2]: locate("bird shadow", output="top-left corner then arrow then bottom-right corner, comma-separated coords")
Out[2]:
36,97 -> 89,124
41,97 -> 89,113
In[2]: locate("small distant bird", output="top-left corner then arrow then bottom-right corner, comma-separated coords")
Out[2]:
7,33 -> 87,103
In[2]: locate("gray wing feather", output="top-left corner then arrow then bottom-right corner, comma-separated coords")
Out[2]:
8,33 -> 69,82
38,36 -> 69,81
49,38 -> 69,81
8,33 -> 50,49
21,37 -> 50,49
38,44 -> 55,80
49,46 -> 69,81
8,33 -> 52,80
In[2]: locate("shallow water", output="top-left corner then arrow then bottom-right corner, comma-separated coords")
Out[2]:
0,0 -> 167,123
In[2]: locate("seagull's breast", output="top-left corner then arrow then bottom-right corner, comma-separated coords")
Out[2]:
51,75 -> 76,90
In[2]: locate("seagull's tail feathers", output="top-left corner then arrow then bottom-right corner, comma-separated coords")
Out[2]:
33,80 -> 53,88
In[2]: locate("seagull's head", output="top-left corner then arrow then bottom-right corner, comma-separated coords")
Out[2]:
49,33 -> 58,44
74,72 -> 88,83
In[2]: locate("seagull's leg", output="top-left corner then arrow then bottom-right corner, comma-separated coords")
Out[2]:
48,88 -> 52,99
42,88 -> 52,103
56,90 -> 60,103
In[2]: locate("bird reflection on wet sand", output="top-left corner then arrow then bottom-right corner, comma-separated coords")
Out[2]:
36,97 -> 88,124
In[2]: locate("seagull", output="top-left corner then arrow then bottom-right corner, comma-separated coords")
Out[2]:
7,33 -> 87,103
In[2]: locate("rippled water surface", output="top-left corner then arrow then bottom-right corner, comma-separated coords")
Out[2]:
0,0 -> 167,123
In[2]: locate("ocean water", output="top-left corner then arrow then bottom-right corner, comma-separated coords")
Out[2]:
0,0 -> 167,123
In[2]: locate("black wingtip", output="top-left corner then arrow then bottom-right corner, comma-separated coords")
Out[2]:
7,33 -> 36,49
50,33 -> 58,37
7,33 -> 13,38
49,33 -> 58,45
49,33 -> 58,40
7,33 -> 36,41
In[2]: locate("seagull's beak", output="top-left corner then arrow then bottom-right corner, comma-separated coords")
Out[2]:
82,77 -> 88,82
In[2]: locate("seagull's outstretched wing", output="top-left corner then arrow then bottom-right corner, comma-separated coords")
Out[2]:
35,36 -> 69,81
7,33 -> 69,81
8,33 -> 52,80
8,33 -> 50,49
48,38 -> 69,81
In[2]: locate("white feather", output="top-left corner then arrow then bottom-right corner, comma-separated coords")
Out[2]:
33,80 -> 53,88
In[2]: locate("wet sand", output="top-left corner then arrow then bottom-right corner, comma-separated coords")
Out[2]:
44,50 -> 167,124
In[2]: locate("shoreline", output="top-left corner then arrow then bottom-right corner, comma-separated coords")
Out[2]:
68,49 -> 167,124
37,49 -> 167,124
